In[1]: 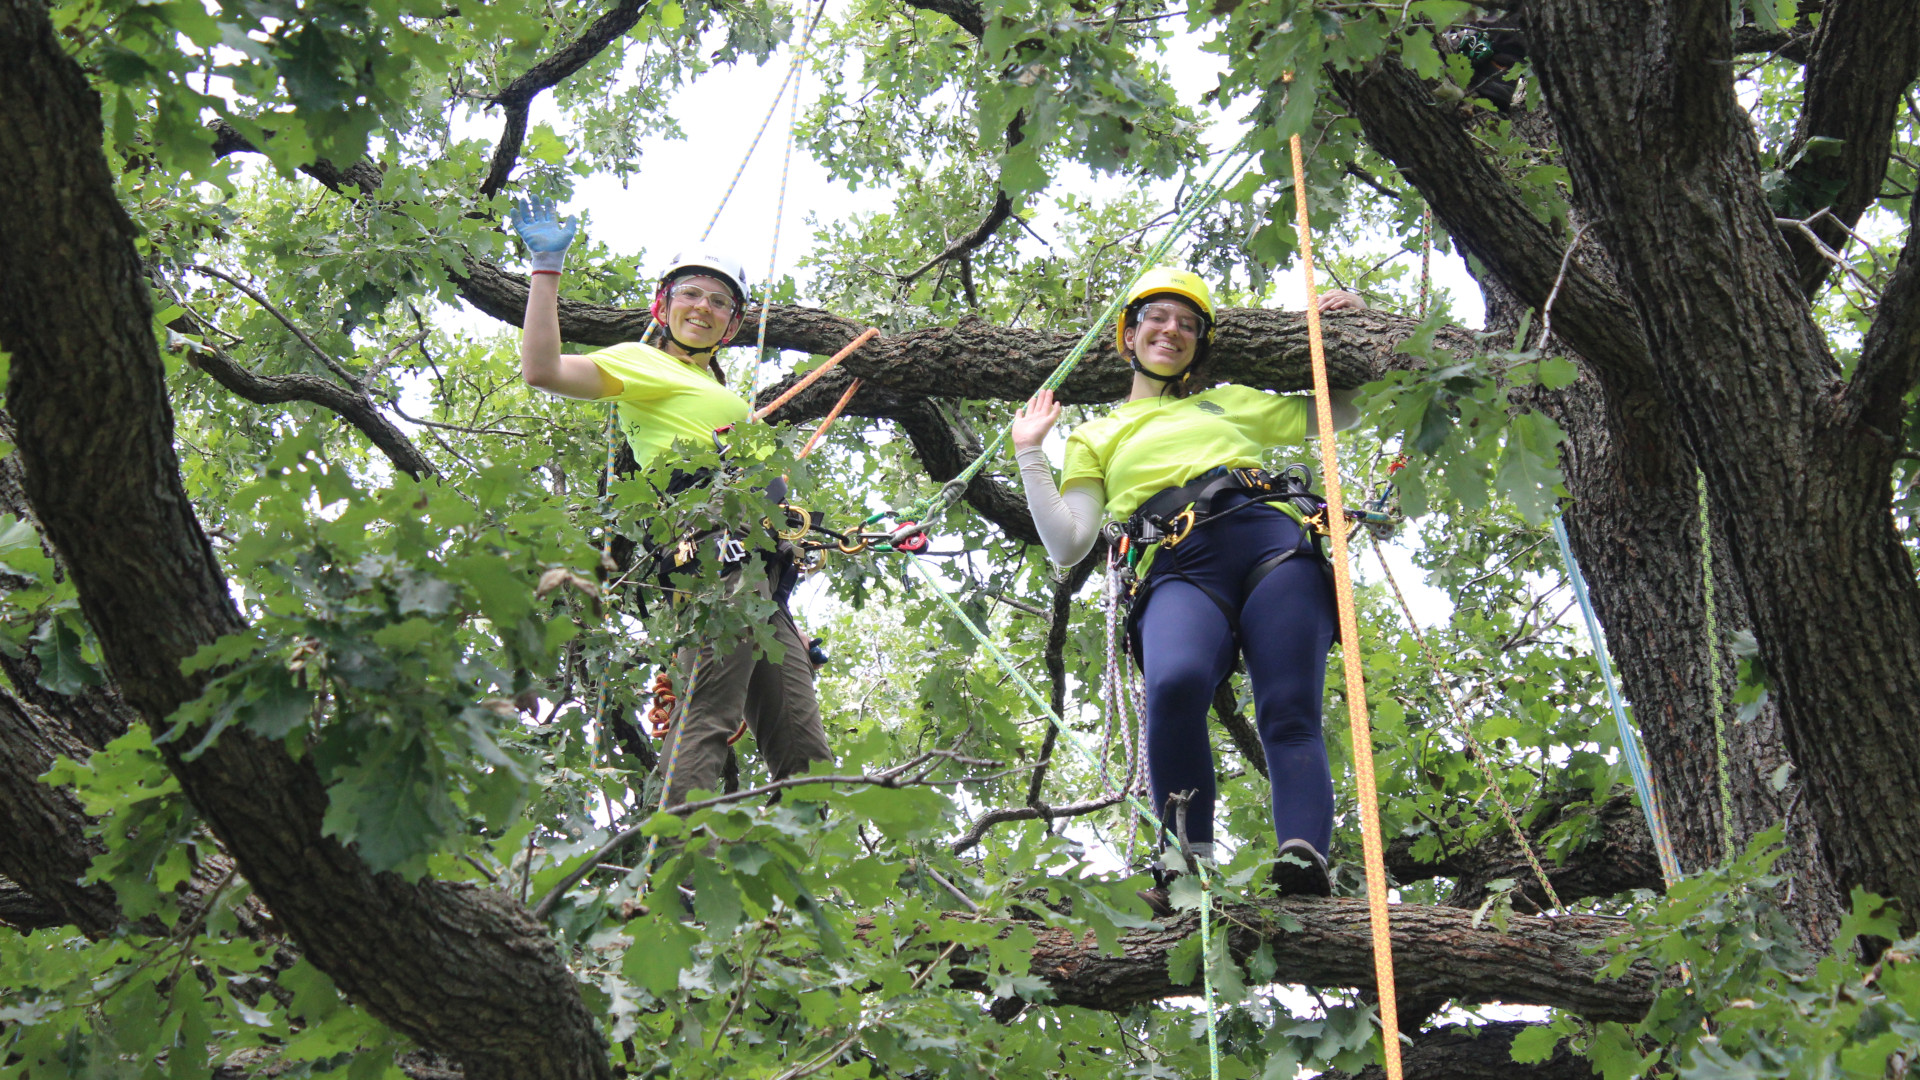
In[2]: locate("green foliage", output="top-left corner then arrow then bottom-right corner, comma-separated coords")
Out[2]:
1532,830 -> 1920,1079
1357,312 -> 1570,525
9,0 -> 1918,1073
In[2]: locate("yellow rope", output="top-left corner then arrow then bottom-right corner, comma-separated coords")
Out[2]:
1288,116 -> 1405,1080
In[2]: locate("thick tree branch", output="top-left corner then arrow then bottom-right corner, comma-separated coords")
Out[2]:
897,0 -> 983,37
0,3 -> 611,1074
1776,0 -> 1920,296
1329,57 -> 1656,399
1331,1021 -> 1593,1079
478,0 -> 650,197
1526,0 -> 1920,918
0,690 -> 126,936
1387,791 -> 1664,911
184,346 -> 437,480
0,874 -> 67,932
208,120 -> 383,195
949,897 -> 1652,1021
1849,198 -> 1920,430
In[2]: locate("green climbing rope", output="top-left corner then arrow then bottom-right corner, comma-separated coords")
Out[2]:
1698,468 -> 1734,861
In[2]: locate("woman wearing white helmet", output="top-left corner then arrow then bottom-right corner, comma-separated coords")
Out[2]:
1008,267 -> 1363,913
512,197 -> 831,810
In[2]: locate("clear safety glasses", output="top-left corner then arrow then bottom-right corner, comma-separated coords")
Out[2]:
669,283 -> 738,314
1136,302 -> 1204,338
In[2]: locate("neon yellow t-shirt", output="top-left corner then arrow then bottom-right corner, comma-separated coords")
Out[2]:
1061,384 -> 1313,519
585,341 -> 749,469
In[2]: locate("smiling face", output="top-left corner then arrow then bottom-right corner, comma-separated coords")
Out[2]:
1123,295 -> 1205,378
664,273 -> 738,353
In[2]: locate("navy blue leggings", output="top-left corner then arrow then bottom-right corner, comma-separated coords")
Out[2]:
1135,492 -> 1337,855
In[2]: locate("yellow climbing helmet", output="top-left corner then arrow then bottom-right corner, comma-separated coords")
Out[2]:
1115,266 -> 1216,356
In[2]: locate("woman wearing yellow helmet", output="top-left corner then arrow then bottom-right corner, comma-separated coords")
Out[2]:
1010,268 -> 1362,913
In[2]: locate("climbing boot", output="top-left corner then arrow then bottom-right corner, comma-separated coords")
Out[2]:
1136,864 -> 1179,919
1269,838 -> 1331,897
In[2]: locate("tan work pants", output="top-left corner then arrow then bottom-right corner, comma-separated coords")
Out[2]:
656,580 -> 832,809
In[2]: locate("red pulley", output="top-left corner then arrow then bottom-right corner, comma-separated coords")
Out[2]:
894,523 -> 929,554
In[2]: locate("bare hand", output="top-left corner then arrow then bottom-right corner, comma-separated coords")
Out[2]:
1318,290 -> 1367,313
1011,388 -> 1063,451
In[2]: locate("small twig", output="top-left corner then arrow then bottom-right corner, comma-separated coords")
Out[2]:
1775,212 -> 1883,300
711,921 -> 779,1051
387,398 -> 530,438
1535,226 -> 1588,351
768,941 -> 963,1080
185,264 -> 364,388
916,862 -> 981,912
530,750 -> 1004,918
949,792 -> 1126,856
1344,161 -> 1404,201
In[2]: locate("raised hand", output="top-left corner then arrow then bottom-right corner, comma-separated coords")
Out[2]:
1317,289 -> 1367,313
508,196 -> 579,272
1011,388 -> 1063,451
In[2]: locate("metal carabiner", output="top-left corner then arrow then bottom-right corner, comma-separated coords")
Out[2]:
715,535 -> 748,564
777,505 -> 814,542
1161,508 -> 1199,548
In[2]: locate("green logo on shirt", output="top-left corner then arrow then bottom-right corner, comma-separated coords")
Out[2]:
1194,400 -> 1226,415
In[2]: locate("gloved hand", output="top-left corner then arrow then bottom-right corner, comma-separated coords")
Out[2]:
508,196 -> 579,273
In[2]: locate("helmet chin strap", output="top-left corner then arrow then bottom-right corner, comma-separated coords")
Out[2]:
662,324 -> 720,358
1129,355 -> 1188,383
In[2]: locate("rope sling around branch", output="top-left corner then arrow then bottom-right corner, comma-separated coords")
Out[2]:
1287,110 -> 1405,1080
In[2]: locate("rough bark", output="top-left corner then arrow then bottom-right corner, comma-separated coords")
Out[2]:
949,897 -> 1652,1021
0,3 -> 612,1075
1387,792 -> 1664,911
1775,0 -> 1920,296
0,690 -> 125,936
0,874 -> 66,932
1527,0 -> 1920,920
1331,1021 -> 1592,1080
1337,44 -> 1846,943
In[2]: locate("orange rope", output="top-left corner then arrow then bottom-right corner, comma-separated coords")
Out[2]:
799,377 -> 862,459
751,327 -> 880,421
1288,95 -> 1404,1080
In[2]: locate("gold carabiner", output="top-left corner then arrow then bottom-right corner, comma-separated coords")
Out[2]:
836,536 -> 870,555
777,505 -> 814,542
1162,508 -> 1198,548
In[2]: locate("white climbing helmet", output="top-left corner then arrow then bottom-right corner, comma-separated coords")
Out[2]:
651,250 -> 752,346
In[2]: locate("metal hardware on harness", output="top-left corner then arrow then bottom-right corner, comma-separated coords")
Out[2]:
673,538 -> 698,567
1302,508 -> 1330,535
777,505 -> 814,542
715,535 -> 748,565
1161,508 -> 1199,548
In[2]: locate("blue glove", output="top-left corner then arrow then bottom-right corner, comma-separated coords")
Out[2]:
508,196 -> 579,273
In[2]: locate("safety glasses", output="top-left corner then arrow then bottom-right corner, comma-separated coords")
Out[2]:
1136,302 -> 1204,338
668,282 -> 738,314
